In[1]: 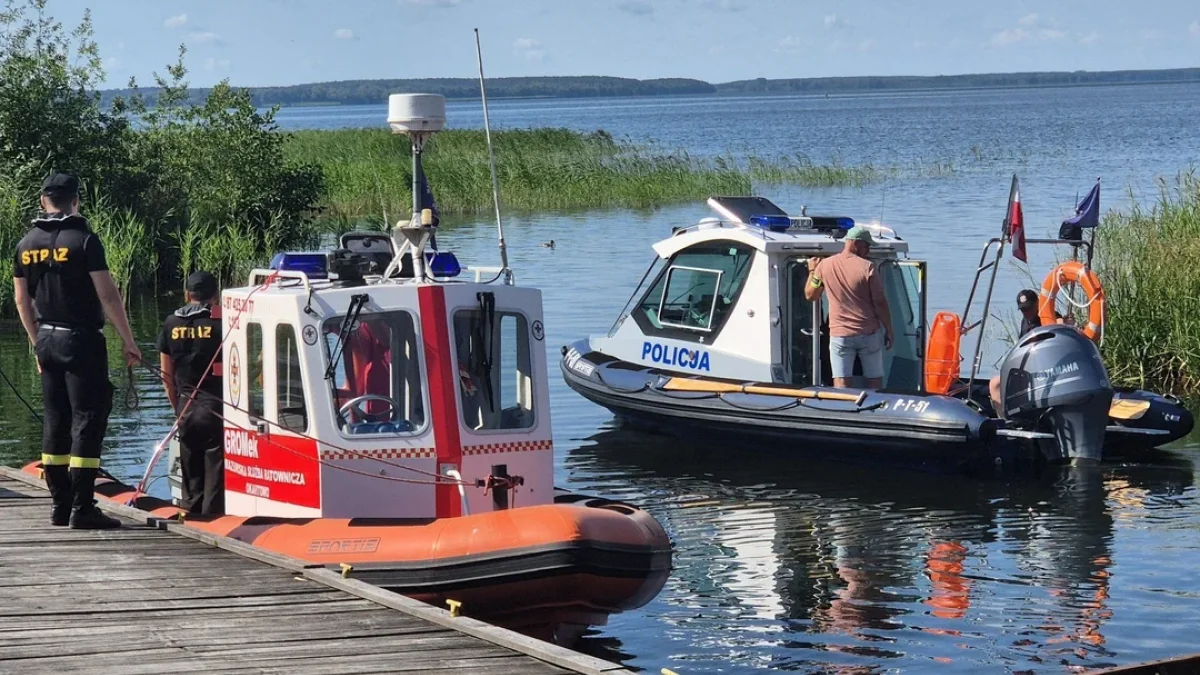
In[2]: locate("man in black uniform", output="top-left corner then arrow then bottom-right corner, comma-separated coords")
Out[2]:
13,174 -> 142,528
158,271 -> 225,515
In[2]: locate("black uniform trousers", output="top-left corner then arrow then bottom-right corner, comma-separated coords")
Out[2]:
177,396 -> 224,515
36,326 -> 114,511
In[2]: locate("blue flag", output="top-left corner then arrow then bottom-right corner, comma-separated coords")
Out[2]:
1064,180 -> 1100,229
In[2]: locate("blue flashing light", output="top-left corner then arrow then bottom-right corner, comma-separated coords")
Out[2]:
748,214 -> 791,233
836,217 -> 855,230
427,251 -> 462,278
270,252 -> 328,279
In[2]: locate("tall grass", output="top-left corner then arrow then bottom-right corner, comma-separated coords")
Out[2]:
87,195 -> 156,301
284,128 -> 889,221
1095,172 -> 1200,394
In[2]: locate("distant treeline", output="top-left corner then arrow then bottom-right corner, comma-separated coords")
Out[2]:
100,76 -> 717,108
716,67 -> 1200,94
97,68 -> 1200,108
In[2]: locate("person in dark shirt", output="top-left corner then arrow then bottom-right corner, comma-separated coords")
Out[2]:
989,289 -> 1073,414
13,173 -> 142,529
157,271 -> 224,515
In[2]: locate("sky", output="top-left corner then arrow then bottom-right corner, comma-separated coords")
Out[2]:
42,0 -> 1200,89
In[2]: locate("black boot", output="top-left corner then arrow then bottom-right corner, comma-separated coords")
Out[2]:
69,466 -> 121,530
43,463 -> 73,526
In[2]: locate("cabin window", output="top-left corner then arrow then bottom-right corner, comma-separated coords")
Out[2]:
323,311 -> 426,435
634,241 -> 754,341
247,322 -> 264,419
276,324 -> 308,433
453,309 -> 535,431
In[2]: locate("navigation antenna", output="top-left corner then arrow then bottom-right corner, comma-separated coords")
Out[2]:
475,28 -> 512,285
387,92 -> 445,280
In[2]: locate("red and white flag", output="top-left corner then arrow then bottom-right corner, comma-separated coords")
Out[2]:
1005,174 -> 1027,263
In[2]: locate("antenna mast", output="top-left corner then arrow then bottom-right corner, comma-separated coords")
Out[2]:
474,28 -> 512,284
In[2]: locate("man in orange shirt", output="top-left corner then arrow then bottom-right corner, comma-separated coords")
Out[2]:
805,227 -> 893,389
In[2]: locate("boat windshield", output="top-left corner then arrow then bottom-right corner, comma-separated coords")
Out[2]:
633,241 -> 755,338
323,311 -> 426,435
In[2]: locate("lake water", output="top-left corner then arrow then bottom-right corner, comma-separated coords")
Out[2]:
4,83 -> 1200,673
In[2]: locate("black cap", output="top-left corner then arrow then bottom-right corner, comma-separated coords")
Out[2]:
186,271 -> 218,297
42,173 -> 80,198
1017,289 -> 1038,310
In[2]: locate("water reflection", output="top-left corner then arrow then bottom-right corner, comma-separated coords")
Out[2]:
570,427 -> 1195,671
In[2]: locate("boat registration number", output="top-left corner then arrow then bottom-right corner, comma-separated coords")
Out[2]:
565,349 -> 596,377
885,398 -> 930,414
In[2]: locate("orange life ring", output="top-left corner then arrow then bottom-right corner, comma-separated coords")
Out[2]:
924,311 -> 962,394
1039,261 -> 1105,342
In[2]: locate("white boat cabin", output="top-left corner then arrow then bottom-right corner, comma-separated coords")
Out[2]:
595,197 -> 928,389
217,236 -> 553,519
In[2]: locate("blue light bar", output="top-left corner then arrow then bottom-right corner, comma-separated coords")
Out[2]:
269,252 -> 328,279
836,217 -> 855,230
427,251 -> 461,278
748,214 -> 791,233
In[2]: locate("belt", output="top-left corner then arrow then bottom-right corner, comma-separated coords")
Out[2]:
39,324 -> 103,334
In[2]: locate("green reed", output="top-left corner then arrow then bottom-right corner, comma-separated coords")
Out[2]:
1095,171 -> 1200,394
284,128 -> 889,221
86,195 -> 156,301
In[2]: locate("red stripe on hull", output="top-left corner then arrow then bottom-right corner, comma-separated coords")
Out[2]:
417,285 -> 463,518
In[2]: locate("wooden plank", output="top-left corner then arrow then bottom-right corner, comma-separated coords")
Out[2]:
0,468 -> 611,675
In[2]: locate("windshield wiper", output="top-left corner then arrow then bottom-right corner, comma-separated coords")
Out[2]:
325,293 -> 369,382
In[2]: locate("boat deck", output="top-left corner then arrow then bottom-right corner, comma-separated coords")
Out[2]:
0,471 -> 629,675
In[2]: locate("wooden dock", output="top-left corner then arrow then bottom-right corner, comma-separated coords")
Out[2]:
0,470 -> 633,675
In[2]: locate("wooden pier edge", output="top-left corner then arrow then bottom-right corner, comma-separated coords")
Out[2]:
0,465 -> 636,675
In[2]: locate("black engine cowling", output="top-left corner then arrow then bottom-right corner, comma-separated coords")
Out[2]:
998,324 -> 1114,464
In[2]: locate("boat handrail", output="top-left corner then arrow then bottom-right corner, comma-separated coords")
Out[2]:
671,217 -> 903,241
465,265 -> 514,284
444,468 -> 471,516
248,268 -> 314,293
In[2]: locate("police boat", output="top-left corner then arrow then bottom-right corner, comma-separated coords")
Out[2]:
24,93 -> 671,644
560,194 -> 1192,469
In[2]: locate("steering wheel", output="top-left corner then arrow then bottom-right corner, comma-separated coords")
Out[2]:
339,395 -> 400,424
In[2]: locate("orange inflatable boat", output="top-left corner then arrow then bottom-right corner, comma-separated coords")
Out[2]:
21,461 -> 670,643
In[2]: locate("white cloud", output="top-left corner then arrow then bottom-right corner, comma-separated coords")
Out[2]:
333,28 -> 355,39
698,0 -> 744,10
103,57 -> 121,71
912,39 -> 930,50
617,0 -> 653,16
164,13 -> 187,28
774,35 -> 804,54
513,37 -> 544,62
707,44 -> 726,55
1079,31 -> 1101,45
187,31 -> 224,46
1141,28 -> 1162,42
824,14 -> 849,30
991,14 -> 1068,47
1189,21 -> 1200,38
857,38 -> 877,52
204,57 -> 231,71
991,28 -> 1030,46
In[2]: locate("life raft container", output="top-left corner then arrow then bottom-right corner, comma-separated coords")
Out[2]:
1038,261 -> 1105,342
924,311 -> 962,394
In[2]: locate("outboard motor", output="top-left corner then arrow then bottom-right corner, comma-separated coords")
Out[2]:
997,324 -> 1113,464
